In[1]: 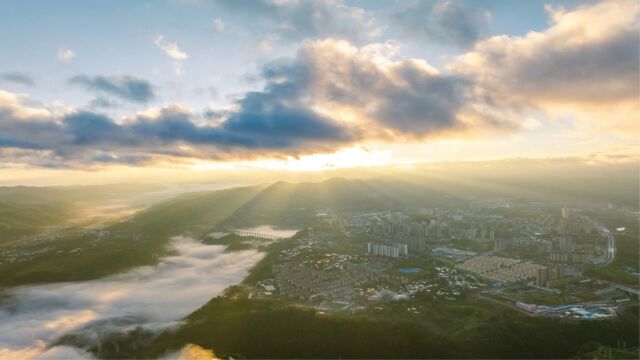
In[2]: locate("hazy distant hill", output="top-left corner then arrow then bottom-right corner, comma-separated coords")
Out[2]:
215,178 -> 408,229
1,172 -> 637,287
0,183 -> 163,205
0,185 -> 265,287
118,185 -> 265,237
0,184 -> 164,245
0,202 -> 71,244
213,173 -> 638,229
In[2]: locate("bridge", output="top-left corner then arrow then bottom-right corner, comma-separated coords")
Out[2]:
233,230 -> 285,241
614,285 -> 640,296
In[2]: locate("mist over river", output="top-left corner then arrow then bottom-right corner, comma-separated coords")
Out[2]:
0,236 -> 264,359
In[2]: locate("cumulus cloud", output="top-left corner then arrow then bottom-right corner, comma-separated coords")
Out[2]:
0,72 -> 35,87
0,237 -> 263,359
2,0 -> 636,168
0,93 -> 355,166
69,75 -> 155,103
57,49 -> 75,62
0,90 -> 51,121
155,35 -> 189,60
240,38 -> 514,138
390,0 -> 491,47
452,0 -> 640,135
214,0 -> 382,43
0,38 -> 517,167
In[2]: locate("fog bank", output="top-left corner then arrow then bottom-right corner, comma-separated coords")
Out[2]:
0,236 -> 264,359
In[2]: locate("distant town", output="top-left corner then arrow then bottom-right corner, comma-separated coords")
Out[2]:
229,200 -> 638,321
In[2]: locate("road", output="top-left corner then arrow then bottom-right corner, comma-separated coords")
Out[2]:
596,221 -> 615,265
476,293 -> 536,317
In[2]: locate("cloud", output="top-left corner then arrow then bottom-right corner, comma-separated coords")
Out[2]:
155,35 -> 189,60
0,72 -> 35,87
161,344 -> 219,360
0,237 -> 263,359
0,93 -> 355,166
69,75 -> 155,103
213,0 -> 382,43
243,38 -> 513,138
0,38 -> 516,167
0,90 -> 50,120
452,0 -> 640,135
89,97 -> 119,109
57,49 -> 75,62
213,18 -> 225,32
390,0 -> 491,47
214,92 -> 355,150
3,0 -> 636,168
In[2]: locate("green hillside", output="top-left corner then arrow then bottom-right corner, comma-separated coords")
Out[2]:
0,183 -> 163,205
0,185 -> 263,288
0,183 -> 164,245
128,298 -> 638,360
1,175 -> 638,288
0,202 -> 71,244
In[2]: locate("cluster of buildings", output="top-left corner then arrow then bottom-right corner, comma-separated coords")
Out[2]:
535,264 -> 567,287
515,301 -> 618,319
367,242 -> 408,258
352,214 -> 430,252
352,211 -> 502,245
486,207 -> 604,265
346,206 -> 605,262
273,262 -> 404,301
546,208 -> 599,263
457,255 -> 545,283
247,202 -> 629,319
549,251 -> 593,264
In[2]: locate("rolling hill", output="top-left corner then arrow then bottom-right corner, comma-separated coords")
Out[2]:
1,173 -> 638,288
215,178 -> 406,229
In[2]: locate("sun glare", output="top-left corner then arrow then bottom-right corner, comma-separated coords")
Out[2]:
189,147 -> 398,172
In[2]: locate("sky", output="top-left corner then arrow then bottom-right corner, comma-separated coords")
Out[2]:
0,0 -> 638,184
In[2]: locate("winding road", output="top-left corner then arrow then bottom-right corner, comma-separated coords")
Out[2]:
594,221 -> 615,265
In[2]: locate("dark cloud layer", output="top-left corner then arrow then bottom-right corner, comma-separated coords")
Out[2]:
89,97 -> 120,109
220,94 -> 354,149
0,91 -> 356,166
0,39 -> 509,167
69,75 -> 155,103
251,39 -> 493,138
0,72 -> 35,86
390,0 -> 491,47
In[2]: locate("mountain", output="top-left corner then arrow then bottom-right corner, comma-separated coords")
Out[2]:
2,173 -> 637,288
215,178 -> 406,229
0,183 -> 165,245
0,184 -> 164,205
116,185 -> 265,237
0,185 -> 264,287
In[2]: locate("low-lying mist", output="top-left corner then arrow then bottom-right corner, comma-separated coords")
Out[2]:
0,236 -> 264,359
